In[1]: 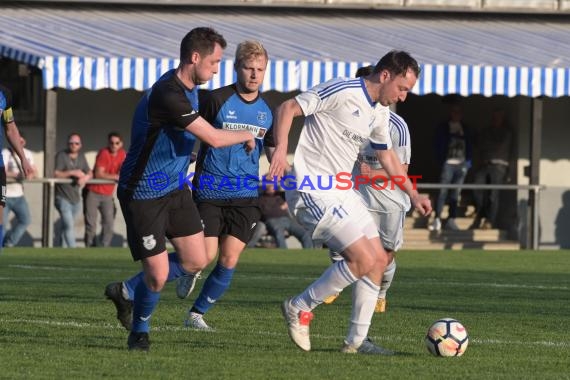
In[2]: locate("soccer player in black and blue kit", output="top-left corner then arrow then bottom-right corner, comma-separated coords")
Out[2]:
104,28 -> 257,351
110,41 -> 275,333
0,84 -> 33,251
176,40 -> 274,330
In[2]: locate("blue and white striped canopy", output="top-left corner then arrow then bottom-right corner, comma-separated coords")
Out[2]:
1,4 -> 569,97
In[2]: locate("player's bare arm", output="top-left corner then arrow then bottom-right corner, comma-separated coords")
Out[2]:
269,98 -> 302,179
359,162 -> 409,178
186,116 -> 255,148
5,121 -> 34,179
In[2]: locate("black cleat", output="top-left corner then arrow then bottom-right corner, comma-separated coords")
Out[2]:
104,282 -> 133,331
127,332 -> 150,351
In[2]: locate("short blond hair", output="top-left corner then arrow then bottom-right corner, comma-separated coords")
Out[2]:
234,40 -> 268,67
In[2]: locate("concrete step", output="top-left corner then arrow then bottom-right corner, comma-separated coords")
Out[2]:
405,229 -> 508,242
405,216 -> 479,230
399,202 -> 519,250
401,241 -> 520,250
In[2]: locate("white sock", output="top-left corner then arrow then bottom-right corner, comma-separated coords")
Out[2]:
293,260 -> 357,311
345,276 -> 380,346
378,259 -> 397,299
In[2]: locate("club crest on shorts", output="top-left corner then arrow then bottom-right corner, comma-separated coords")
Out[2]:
142,234 -> 156,250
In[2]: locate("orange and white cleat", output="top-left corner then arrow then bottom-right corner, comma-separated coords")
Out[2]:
375,298 -> 387,313
323,293 -> 340,305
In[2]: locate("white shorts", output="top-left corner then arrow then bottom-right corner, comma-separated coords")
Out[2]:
285,189 -> 378,253
369,210 -> 406,252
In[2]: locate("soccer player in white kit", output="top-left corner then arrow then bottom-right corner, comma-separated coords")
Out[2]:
270,51 -> 431,354
327,109 -> 412,313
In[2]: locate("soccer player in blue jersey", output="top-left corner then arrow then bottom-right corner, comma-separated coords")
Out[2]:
103,27 -> 258,351
0,84 -> 34,252
176,40 -> 274,331
111,41 -> 275,332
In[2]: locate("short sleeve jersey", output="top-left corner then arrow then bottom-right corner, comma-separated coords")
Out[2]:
2,147 -> 35,197
358,111 -> 411,212
87,147 -> 127,196
119,69 -> 200,200
54,150 -> 91,204
193,84 -> 274,200
293,77 -> 391,194
0,84 -> 16,167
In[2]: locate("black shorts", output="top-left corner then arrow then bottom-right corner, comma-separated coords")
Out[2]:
197,198 -> 261,243
0,169 -> 5,207
118,189 -> 203,261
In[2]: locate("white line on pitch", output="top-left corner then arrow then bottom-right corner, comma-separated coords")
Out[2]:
0,318 -> 568,348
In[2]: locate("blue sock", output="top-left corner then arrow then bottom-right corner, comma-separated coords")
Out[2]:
193,263 -> 235,314
124,252 -> 189,300
132,279 -> 160,333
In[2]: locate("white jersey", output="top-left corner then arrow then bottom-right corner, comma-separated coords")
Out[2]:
293,77 -> 391,194
2,147 -> 35,198
357,111 -> 411,212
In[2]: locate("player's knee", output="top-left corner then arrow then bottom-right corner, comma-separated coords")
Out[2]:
375,252 -> 390,270
351,252 -> 376,277
145,274 -> 167,292
218,252 -> 240,269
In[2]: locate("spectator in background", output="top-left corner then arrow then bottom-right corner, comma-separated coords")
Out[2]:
0,84 -> 34,252
54,133 -> 92,248
429,97 -> 473,231
84,132 -> 126,247
2,134 -> 36,247
470,109 -> 513,230
259,181 -> 313,249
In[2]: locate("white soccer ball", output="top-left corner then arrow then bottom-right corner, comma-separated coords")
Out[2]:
425,318 -> 469,357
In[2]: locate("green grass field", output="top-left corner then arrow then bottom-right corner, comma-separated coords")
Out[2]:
1,248 -> 569,379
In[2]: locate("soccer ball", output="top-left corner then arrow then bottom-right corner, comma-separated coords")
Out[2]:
425,318 -> 469,357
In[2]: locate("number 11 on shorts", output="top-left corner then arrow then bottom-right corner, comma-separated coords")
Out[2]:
332,205 -> 348,219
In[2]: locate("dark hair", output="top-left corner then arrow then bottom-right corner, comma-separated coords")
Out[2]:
373,50 -> 420,78
108,131 -> 122,141
355,65 -> 374,78
180,27 -> 227,64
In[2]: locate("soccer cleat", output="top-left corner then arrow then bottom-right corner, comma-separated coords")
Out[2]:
323,293 -> 340,305
127,331 -> 150,351
375,298 -> 387,313
175,271 -> 201,299
104,282 -> 133,331
281,298 -> 313,351
428,217 -> 441,231
185,312 -> 214,331
341,337 -> 395,355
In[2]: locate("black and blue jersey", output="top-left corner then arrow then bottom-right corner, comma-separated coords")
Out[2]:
0,84 -> 15,167
193,84 -> 274,200
119,70 -> 199,200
